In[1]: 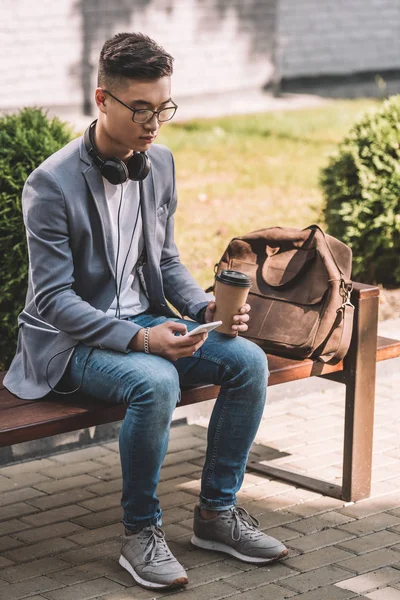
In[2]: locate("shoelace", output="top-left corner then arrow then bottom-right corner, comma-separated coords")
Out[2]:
229,506 -> 263,542
139,525 -> 173,564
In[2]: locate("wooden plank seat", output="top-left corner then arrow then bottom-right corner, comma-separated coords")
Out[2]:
1,283 -> 400,503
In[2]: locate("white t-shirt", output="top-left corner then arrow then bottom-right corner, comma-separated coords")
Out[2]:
103,177 -> 150,318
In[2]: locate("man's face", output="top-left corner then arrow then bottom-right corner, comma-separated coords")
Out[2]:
97,76 -> 172,154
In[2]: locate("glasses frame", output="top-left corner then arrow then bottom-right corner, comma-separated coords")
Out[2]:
102,89 -> 178,124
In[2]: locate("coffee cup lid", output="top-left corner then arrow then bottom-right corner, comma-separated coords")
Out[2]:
216,269 -> 252,287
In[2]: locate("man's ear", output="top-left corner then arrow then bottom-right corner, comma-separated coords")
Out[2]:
95,88 -> 107,114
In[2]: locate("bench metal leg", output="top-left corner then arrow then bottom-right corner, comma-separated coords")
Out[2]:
248,285 -> 380,502
341,289 -> 379,502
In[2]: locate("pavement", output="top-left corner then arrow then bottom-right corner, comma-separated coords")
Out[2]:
0,319 -> 399,599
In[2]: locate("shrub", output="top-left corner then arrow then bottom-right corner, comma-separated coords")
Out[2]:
0,107 -> 75,370
321,95 -> 400,286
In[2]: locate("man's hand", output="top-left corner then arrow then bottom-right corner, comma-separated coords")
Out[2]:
204,301 -> 251,333
129,321 -> 207,361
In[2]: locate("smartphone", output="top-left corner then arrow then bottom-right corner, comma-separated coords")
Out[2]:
186,321 -> 223,337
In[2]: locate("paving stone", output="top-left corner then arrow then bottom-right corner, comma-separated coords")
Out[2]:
158,491 -> 196,509
183,560 -> 244,587
256,511 -> 300,530
338,530 -> 400,554
216,582 -> 295,599
288,528 -> 355,552
0,472 -> 54,488
222,563 -> 295,589
286,496 -> 346,517
72,507 -> 123,529
38,461 -> 107,480
22,504 -> 90,527
284,546 -> 355,572
335,566 -> 400,593
283,565 -> 355,593
0,487 -> 45,507
159,462 -> 202,481
4,538 -> 78,563
365,588 -> 400,599
67,523 -> 121,546
89,467 -> 122,483
0,556 -> 15,568
339,492 -> 400,519
287,512 -> 354,535
166,436 -> 205,453
44,577 -> 124,600
338,512 -> 400,536
48,558 -> 122,586
0,459 -> 57,476
50,446 -> 114,464
338,548 -> 400,574
162,522 -> 192,539
0,536 -> 24,552
157,475 -> 197,496
291,586 -> 361,599
27,488 -> 97,511
33,474 -> 101,495
160,506 -> 192,526
0,557 -> 72,583
264,525 -> 302,542
13,521 -> 85,544
78,492 -> 121,512
92,454 -> 121,468
159,448 -> 205,467
84,479 -> 122,496
0,519 -> 31,536
0,575 -> 62,600
59,539 -> 120,565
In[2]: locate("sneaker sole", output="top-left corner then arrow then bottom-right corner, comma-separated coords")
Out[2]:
119,555 -> 188,590
191,535 -> 288,564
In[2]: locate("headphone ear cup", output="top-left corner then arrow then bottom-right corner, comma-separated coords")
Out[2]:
127,152 -> 151,181
101,159 -> 129,185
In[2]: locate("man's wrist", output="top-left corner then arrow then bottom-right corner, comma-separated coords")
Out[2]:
128,328 -> 145,351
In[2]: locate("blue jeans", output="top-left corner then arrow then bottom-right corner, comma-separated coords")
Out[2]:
63,313 -> 268,531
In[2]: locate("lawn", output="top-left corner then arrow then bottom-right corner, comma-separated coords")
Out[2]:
157,98 -> 379,290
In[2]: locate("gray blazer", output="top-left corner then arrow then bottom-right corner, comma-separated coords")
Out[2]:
4,136 -> 213,399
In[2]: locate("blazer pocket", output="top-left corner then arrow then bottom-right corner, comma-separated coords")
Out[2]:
156,203 -> 169,217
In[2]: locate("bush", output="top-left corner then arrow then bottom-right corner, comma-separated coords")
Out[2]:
321,95 -> 400,287
0,108 -> 75,370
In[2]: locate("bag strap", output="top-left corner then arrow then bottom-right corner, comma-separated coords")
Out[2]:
318,302 -> 354,365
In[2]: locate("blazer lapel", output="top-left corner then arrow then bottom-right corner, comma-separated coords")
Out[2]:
140,167 -> 157,253
83,164 -> 116,277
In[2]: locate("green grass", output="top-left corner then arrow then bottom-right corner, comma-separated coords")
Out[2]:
157,98 -> 379,290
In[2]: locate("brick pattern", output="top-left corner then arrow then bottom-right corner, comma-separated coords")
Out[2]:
278,0 -> 400,78
2,0 -> 400,114
0,367 -> 399,600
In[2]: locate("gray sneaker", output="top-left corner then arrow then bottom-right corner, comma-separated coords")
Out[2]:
191,505 -> 288,564
119,525 -> 188,590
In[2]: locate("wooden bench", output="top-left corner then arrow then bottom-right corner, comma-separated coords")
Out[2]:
1,283 -> 399,503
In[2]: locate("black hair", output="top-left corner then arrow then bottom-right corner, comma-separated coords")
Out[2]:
98,32 -> 174,89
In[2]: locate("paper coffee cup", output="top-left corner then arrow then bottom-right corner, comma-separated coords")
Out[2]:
213,270 -> 252,336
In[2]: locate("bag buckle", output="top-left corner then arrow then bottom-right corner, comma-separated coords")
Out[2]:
339,280 -> 354,310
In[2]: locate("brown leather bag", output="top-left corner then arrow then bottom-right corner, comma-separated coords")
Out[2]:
213,225 -> 354,364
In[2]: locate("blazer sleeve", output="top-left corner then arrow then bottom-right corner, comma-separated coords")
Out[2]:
23,168 -> 141,352
159,152 -> 214,320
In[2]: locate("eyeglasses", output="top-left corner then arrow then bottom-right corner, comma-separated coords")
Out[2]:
102,89 -> 178,124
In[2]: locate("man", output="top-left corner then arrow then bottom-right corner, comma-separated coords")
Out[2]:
4,32 -> 287,590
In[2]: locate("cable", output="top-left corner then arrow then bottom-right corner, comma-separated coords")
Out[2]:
45,344 -> 94,395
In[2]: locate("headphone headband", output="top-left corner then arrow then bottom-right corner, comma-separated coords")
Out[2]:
84,120 -> 151,184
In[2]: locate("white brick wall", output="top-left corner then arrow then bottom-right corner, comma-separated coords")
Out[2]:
1,0 -> 399,114
278,0 -> 400,78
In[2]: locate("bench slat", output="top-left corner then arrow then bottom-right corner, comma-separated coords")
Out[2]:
1,335 -> 399,448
